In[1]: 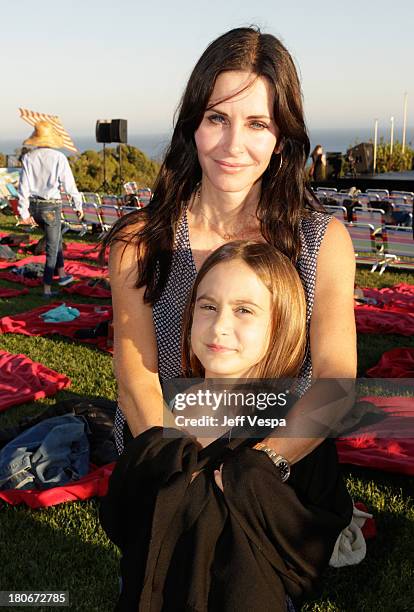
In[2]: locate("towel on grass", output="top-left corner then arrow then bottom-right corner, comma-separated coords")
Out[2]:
0,350 -> 71,412
366,347 -> 414,378
329,503 -> 374,568
336,396 -> 414,475
41,304 -> 80,323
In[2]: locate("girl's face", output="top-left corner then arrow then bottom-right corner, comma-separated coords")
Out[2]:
191,260 -> 272,378
194,71 -> 279,196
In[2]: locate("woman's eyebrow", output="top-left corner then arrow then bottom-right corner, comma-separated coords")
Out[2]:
207,106 -> 272,120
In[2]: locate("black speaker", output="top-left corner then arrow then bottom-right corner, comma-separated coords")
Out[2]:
326,152 -> 343,180
346,143 -> 374,174
110,119 -> 128,143
96,120 -> 112,143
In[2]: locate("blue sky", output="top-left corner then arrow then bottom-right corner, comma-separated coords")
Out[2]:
2,0 -> 413,142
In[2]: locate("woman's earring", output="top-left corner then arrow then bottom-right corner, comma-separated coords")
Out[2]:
275,152 -> 283,174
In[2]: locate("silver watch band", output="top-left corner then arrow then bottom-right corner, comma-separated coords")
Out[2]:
254,444 -> 291,482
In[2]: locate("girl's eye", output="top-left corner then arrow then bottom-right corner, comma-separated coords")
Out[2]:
207,113 -> 227,125
200,304 -> 216,311
236,307 -> 253,315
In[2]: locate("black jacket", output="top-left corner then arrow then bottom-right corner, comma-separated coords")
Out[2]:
100,427 -> 352,612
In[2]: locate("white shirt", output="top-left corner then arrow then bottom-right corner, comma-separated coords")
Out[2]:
18,147 -> 83,219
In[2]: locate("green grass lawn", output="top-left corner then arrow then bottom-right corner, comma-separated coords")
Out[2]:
0,211 -> 413,612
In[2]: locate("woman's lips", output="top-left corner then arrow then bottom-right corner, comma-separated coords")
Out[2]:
206,343 -> 237,353
214,160 -> 250,172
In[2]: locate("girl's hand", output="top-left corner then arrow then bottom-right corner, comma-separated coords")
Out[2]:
214,464 -> 224,492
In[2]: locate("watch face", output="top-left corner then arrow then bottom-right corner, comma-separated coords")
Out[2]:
276,459 -> 290,482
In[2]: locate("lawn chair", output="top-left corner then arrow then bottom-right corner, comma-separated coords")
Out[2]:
81,192 -> 102,206
378,226 -> 414,273
101,195 -> 120,207
137,188 -> 152,207
356,193 -> 380,209
61,203 -> 87,236
100,204 -> 120,232
124,181 -> 139,195
366,188 -> 389,200
351,207 -> 386,230
344,222 -> 382,271
82,202 -> 105,235
324,205 -> 348,222
119,206 -> 138,217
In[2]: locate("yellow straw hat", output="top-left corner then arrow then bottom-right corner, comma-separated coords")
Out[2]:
23,121 -> 64,149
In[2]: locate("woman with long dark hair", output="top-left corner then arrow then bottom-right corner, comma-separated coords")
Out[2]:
102,26 -> 356,609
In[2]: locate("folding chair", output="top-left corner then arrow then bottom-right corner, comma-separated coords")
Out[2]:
351,207 -> 386,230
82,202 -> 105,234
101,195 -> 120,207
324,205 -> 347,222
81,192 -> 102,206
366,188 -> 389,200
61,203 -> 87,236
378,226 -> 414,273
344,222 -> 382,271
124,181 -> 139,195
137,188 -> 152,207
119,206 -> 138,217
100,204 -> 120,232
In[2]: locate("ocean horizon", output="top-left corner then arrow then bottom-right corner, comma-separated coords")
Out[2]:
1,126 -> 412,161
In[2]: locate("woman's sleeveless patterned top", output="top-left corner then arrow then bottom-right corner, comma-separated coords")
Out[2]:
114,209 -> 332,452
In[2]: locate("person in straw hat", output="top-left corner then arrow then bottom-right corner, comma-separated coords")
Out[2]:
18,120 -> 84,297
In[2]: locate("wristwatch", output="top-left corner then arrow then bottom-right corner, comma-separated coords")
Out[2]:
253,443 -> 291,482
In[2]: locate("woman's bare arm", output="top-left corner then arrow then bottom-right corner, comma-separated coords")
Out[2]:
255,218 -> 357,464
109,234 -> 175,437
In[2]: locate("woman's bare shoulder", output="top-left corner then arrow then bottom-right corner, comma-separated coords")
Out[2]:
108,218 -> 147,286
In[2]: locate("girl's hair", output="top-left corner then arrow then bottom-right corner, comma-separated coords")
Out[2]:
182,240 -> 307,379
102,26 -> 316,305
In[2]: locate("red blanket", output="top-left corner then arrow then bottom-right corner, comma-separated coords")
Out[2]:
0,254 -> 107,279
64,260 -> 108,279
63,281 -> 111,298
0,302 -> 112,339
366,348 -> 414,378
362,283 -> 414,313
336,396 -> 414,475
0,462 -> 115,508
0,287 -> 29,298
0,350 -> 71,411
355,305 -> 414,336
0,271 -> 42,286
0,254 -> 45,270
63,242 -> 108,263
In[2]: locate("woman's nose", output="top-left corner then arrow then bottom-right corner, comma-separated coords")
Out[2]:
223,123 -> 244,156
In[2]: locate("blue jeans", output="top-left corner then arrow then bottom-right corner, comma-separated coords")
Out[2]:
29,200 -> 64,285
0,414 -> 89,490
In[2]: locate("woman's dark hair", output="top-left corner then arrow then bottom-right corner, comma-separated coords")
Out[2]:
102,26 -> 315,305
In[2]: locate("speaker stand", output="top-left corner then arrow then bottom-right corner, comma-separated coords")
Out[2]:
117,143 -> 126,195
98,143 -> 110,193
